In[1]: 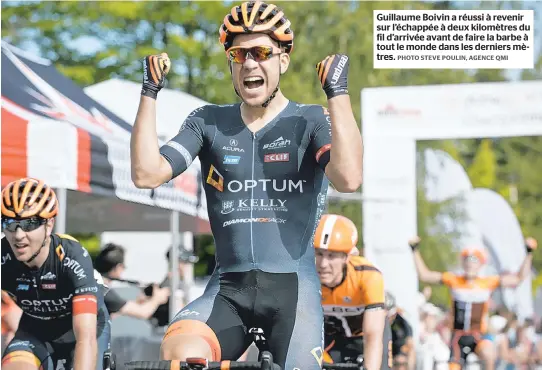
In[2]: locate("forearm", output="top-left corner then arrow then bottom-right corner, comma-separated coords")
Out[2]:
363,332 -> 383,370
413,250 -> 429,276
326,95 -> 363,192
130,96 -> 163,186
517,253 -> 533,281
73,338 -> 97,370
121,297 -> 161,319
407,344 -> 416,370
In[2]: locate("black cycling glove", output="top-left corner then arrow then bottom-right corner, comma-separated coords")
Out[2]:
141,53 -> 171,100
316,54 -> 349,99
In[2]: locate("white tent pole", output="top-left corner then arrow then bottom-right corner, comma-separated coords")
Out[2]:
169,211 -> 180,322
55,188 -> 67,234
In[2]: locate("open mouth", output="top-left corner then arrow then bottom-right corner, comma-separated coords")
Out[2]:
243,76 -> 264,90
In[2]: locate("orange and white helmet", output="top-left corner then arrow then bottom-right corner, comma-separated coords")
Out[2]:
461,246 -> 487,264
1,178 -> 58,219
313,214 -> 358,254
219,1 -> 294,54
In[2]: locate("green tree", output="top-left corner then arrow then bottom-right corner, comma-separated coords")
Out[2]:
467,139 -> 497,188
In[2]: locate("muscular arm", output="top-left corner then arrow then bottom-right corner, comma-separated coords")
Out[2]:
131,96 -> 173,188
362,308 -> 386,370
325,95 -> 363,192
73,313 -> 98,370
119,297 -> 164,320
412,249 -> 443,284
499,253 -> 533,288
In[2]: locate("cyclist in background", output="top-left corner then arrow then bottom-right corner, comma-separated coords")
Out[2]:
95,243 -> 170,320
385,292 -> 415,370
130,1 -> 363,368
1,178 -> 110,370
314,214 -> 391,370
409,235 -> 537,370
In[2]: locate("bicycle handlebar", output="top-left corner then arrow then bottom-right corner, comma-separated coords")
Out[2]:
322,362 -> 362,370
125,359 -> 281,370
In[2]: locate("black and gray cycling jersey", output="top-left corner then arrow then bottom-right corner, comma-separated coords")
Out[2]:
159,101 -> 331,274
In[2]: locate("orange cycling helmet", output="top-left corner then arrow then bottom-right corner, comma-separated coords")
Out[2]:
461,247 -> 487,264
313,214 -> 358,254
1,178 -> 58,219
219,1 -> 294,54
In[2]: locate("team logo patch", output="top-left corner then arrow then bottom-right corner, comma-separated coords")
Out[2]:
264,153 -> 289,163
206,165 -> 224,192
223,155 -> 241,164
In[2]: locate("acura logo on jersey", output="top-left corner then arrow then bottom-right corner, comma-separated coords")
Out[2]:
222,146 -> 245,153
223,139 -> 244,152
263,136 -> 291,150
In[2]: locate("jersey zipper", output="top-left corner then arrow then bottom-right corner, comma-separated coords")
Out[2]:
250,132 -> 256,267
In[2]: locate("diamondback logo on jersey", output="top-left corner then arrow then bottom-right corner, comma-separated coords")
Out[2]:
223,217 -> 286,227
263,136 -> 291,150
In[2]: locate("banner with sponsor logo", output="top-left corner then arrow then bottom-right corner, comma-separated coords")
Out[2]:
362,81 -> 542,336
1,42 -> 208,225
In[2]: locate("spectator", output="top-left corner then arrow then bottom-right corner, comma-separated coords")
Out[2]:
418,303 -> 450,370
95,243 -> 169,319
142,245 -> 199,328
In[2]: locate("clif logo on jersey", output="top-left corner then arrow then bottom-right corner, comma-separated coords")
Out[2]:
264,153 -> 289,163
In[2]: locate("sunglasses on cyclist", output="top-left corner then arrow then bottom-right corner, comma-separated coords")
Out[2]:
227,46 -> 282,64
1,217 -> 46,232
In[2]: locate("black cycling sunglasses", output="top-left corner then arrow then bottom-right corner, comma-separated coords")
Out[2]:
1,217 -> 46,232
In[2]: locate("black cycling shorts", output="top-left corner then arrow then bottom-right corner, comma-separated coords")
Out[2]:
165,269 -> 324,370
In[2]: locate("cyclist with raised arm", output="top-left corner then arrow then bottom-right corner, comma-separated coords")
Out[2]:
409,235 -> 537,370
314,214 -> 391,370
1,178 -> 111,370
385,292 -> 415,370
130,1 -> 363,368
